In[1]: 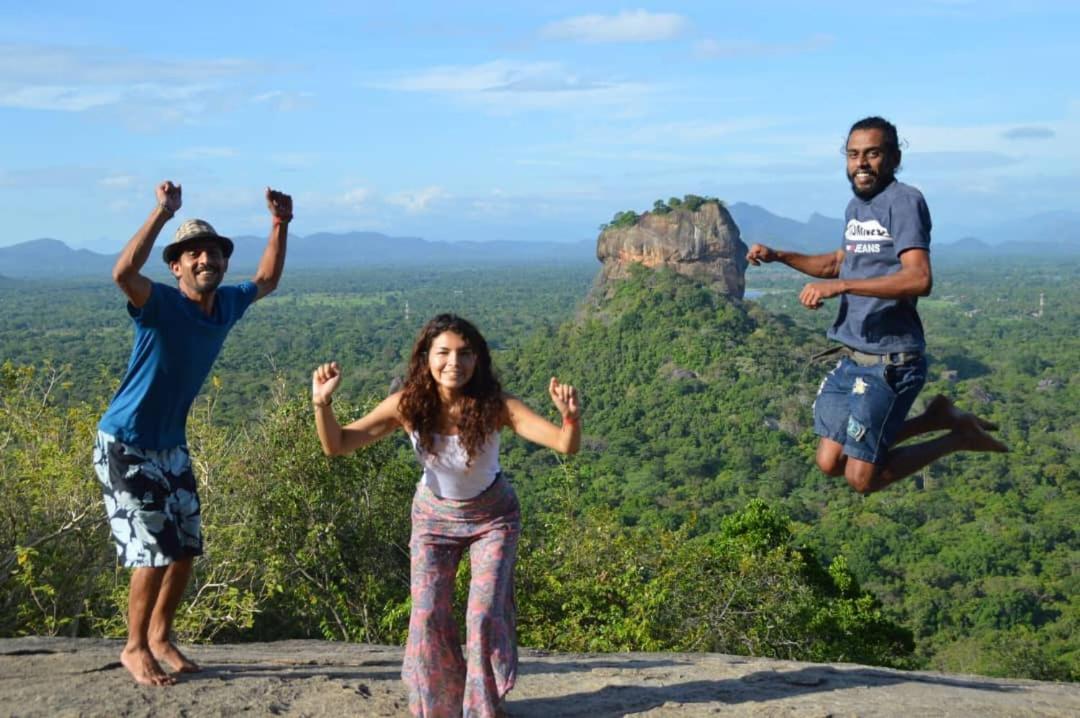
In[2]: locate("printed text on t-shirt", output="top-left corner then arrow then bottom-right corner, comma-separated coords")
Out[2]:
845,219 -> 892,255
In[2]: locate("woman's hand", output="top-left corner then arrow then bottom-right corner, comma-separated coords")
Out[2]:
548,377 -> 580,421
312,362 -> 342,406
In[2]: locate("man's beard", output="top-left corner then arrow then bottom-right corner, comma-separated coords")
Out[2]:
848,169 -> 894,200
193,267 -> 223,292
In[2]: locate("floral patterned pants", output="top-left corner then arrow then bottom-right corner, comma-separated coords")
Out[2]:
403,476 -> 520,718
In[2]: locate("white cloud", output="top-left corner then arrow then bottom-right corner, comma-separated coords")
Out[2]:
252,90 -> 315,112
0,166 -> 104,188
341,188 -> 372,209
541,10 -> 687,43
0,79 -> 222,118
0,44 -> 261,85
0,85 -> 126,112
383,60 -> 574,93
1001,126 -> 1055,140
377,60 -> 649,111
0,43 -> 271,124
695,34 -> 833,59
887,119 -> 1080,186
904,122 -> 1058,154
387,186 -> 449,214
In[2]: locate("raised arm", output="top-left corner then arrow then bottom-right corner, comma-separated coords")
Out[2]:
504,378 -> 581,455
312,361 -> 403,456
746,243 -> 845,279
112,181 -> 181,307
252,187 -> 292,300
798,248 -> 932,310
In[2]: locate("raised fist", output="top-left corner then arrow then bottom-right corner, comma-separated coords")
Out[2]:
156,181 -> 182,215
266,187 -> 293,223
312,361 -> 342,405
549,377 -> 580,421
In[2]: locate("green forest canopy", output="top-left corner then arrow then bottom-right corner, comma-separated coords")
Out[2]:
599,194 -> 725,230
0,256 -> 1076,681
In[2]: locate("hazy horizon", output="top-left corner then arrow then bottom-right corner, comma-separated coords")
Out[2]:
9,201 -> 1079,256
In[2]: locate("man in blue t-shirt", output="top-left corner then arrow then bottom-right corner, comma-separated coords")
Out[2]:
94,180 -> 292,685
746,116 -> 1006,495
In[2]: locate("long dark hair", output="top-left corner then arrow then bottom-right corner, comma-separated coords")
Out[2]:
398,314 -> 505,464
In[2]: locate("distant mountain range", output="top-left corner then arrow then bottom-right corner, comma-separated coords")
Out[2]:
0,234 -> 596,279
727,203 -> 1080,257
2,205 -> 1077,278
726,203 -> 843,253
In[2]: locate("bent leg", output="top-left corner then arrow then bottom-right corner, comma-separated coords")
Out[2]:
816,438 -> 846,477
812,359 -> 853,477
847,412 -> 1008,494
146,452 -> 203,674
838,358 -> 926,493
463,523 -> 520,718
894,394 -> 1001,445
404,524 -> 467,718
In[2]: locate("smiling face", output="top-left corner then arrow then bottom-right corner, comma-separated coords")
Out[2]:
846,128 -> 900,200
427,330 -> 477,397
170,240 -> 227,296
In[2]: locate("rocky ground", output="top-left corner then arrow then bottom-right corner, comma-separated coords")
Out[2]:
2,637 -> 1078,717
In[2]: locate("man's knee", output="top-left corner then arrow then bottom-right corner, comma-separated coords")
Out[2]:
815,441 -> 846,477
844,460 -> 880,495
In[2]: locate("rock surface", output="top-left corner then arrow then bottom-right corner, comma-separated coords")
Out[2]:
3,637 -> 1078,717
596,203 -> 749,297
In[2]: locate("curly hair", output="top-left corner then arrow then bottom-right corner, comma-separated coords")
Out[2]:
398,314 -> 505,465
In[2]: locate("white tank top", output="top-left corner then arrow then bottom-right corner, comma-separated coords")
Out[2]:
409,431 -> 502,500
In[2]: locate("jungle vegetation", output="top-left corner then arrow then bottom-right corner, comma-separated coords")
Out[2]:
1,255 -> 1076,681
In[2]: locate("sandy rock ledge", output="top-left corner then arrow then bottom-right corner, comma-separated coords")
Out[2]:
2,637 -> 1078,717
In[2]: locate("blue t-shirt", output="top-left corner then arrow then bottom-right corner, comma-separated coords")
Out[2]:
98,281 -> 258,449
827,180 -> 931,354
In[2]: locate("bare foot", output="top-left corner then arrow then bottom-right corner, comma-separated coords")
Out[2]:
121,646 -> 176,686
955,414 -> 1009,453
151,640 -> 201,673
924,394 -> 998,432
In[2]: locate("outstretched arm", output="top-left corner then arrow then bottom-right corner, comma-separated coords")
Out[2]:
504,378 -> 581,454
252,187 -> 292,300
797,248 -> 932,310
312,361 -> 402,456
746,243 -> 845,279
112,181 -> 181,307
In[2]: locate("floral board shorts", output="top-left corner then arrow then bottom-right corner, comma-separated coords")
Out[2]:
92,430 -> 202,568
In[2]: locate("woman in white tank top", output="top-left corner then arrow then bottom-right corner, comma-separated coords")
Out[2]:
311,313 -> 580,718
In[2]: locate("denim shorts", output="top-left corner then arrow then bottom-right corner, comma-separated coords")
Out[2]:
812,355 -> 928,464
92,430 -> 203,568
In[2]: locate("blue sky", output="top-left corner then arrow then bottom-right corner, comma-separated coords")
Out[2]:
2,1 -> 1078,251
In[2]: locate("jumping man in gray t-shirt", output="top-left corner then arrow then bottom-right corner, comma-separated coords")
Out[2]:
746,116 -> 1006,494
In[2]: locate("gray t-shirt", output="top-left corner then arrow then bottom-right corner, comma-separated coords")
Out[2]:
826,180 -> 931,354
